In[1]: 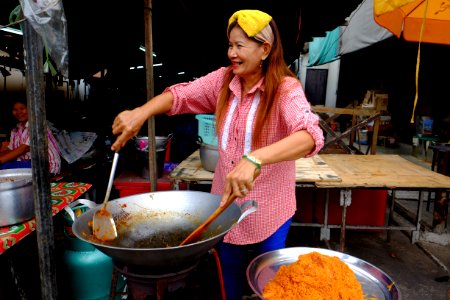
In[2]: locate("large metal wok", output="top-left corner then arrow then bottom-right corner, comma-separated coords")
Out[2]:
70,191 -> 256,273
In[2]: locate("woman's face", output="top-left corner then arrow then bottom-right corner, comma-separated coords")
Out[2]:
228,26 -> 267,78
12,102 -> 28,123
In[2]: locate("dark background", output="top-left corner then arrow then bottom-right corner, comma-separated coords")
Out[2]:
2,0 -> 450,150
0,0 -> 363,162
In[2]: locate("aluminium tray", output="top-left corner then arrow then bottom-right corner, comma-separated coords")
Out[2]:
247,247 -> 401,300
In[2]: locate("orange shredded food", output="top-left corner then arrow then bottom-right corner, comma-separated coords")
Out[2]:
262,251 -> 364,300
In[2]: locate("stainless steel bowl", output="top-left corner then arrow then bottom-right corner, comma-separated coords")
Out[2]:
199,143 -> 218,172
0,168 -> 34,227
247,247 -> 401,300
135,135 -> 171,151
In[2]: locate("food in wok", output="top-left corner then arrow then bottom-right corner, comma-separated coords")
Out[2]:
262,251 -> 364,300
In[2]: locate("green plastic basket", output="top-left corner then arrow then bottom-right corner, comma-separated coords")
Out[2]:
195,114 -> 218,146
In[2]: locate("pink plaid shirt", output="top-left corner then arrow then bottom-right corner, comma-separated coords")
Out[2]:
9,122 -> 61,174
167,67 -> 324,244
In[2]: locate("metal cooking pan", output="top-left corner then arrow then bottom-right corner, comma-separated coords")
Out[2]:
70,191 -> 256,273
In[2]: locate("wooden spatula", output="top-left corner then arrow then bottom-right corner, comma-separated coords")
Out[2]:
180,193 -> 237,246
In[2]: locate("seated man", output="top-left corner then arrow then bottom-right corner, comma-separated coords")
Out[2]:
0,99 -> 61,175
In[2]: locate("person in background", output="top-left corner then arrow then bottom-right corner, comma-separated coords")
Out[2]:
0,99 -> 61,175
111,9 -> 323,299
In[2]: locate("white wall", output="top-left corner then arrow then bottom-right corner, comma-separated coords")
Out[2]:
298,53 -> 340,108
325,59 -> 340,108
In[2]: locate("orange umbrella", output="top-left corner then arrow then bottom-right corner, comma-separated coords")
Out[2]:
374,0 -> 450,45
373,0 -> 450,122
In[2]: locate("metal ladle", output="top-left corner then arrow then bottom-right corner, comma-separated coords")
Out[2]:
92,152 -> 119,241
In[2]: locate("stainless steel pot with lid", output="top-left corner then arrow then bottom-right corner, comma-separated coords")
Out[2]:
0,168 -> 34,227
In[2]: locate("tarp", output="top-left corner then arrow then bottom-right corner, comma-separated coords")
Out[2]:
308,0 -> 393,66
339,0 -> 393,55
308,28 -> 340,66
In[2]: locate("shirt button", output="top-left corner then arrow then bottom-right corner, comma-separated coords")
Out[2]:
231,161 -> 234,164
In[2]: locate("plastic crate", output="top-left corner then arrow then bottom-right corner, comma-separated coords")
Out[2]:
195,114 -> 218,146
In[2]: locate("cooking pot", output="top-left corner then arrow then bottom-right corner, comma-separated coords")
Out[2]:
70,191 -> 257,273
199,143 -> 218,172
0,168 -> 33,227
197,136 -> 218,172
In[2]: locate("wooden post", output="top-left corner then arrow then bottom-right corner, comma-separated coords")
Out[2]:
349,100 -> 358,146
22,20 -> 58,300
370,98 -> 382,155
144,0 -> 157,191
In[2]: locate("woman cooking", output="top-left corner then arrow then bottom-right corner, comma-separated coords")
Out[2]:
111,9 -> 323,300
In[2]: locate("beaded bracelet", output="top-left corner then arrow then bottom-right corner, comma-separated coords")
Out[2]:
243,154 -> 262,170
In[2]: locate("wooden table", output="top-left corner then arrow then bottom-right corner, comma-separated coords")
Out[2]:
0,182 -> 92,255
316,154 -> 450,250
169,152 -> 450,251
168,150 -> 342,188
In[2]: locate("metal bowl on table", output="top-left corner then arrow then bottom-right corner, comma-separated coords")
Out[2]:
247,247 -> 401,300
135,134 -> 172,151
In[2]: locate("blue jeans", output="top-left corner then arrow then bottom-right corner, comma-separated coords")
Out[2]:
0,160 -> 32,170
218,218 -> 292,300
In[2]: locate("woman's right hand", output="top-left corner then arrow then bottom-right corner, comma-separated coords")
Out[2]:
111,107 -> 147,151
111,91 -> 174,151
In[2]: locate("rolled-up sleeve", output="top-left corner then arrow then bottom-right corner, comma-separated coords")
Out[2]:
164,67 -> 227,115
279,77 -> 324,157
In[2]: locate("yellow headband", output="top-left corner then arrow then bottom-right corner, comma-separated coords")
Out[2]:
228,10 -> 272,37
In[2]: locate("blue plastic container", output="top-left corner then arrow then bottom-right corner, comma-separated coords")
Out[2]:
195,114 -> 218,146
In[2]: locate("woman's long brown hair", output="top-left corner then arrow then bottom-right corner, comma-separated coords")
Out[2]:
216,19 -> 297,149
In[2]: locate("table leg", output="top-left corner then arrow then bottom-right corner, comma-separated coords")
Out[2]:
320,189 -> 331,241
387,190 -> 396,242
412,191 -> 424,243
431,149 -> 438,172
339,189 -> 352,252
171,180 -> 181,190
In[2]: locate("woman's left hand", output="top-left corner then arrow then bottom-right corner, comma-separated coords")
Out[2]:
220,157 -> 261,206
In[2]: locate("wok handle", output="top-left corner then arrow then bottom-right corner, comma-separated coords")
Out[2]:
63,199 -> 98,221
180,193 -> 238,246
237,200 -> 257,224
